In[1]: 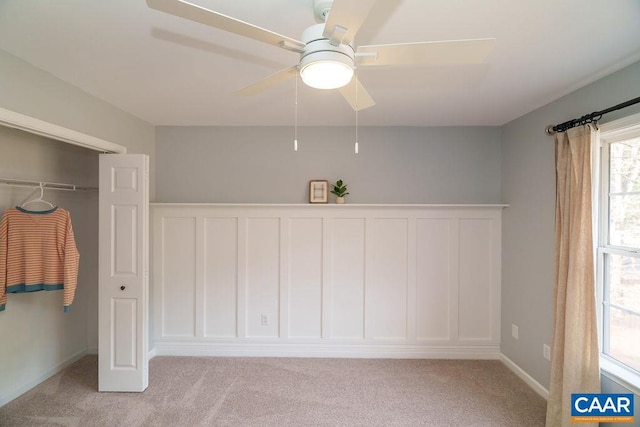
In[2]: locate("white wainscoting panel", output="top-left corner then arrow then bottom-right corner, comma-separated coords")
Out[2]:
458,218 -> 497,341
203,217 -> 238,338
160,217 -> 196,338
367,218 -> 409,340
246,218 -> 280,338
151,204 -> 505,359
329,218 -> 366,339
288,218 -> 323,339
416,218 -> 451,341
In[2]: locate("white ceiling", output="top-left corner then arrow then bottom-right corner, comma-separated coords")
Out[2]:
1,0 -> 639,127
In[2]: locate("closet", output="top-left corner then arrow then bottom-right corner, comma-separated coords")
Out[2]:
0,125 -> 99,404
0,117 -> 148,405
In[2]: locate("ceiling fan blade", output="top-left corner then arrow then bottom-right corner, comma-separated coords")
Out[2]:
356,38 -> 495,67
146,0 -> 305,53
236,66 -> 298,96
338,76 -> 376,111
323,0 -> 378,46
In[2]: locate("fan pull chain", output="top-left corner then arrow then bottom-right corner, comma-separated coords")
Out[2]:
294,75 -> 299,152
355,111 -> 359,154
355,73 -> 359,154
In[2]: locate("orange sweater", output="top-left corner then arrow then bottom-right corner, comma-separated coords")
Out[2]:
0,206 -> 80,312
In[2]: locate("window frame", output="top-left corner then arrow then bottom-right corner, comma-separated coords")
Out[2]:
596,112 -> 640,394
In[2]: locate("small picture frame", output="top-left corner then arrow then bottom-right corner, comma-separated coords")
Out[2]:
309,180 -> 328,204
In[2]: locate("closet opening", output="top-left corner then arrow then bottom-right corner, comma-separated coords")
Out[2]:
0,108 -> 133,406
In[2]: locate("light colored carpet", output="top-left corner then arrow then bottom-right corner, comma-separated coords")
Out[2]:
0,356 -> 546,426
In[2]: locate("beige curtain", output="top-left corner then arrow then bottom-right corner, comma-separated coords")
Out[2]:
546,125 -> 600,427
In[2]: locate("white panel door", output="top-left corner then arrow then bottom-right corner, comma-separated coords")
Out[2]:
99,154 -> 149,392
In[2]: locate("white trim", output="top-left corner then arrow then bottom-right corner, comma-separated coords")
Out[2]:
148,348 -> 157,360
153,342 -> 501,359
0,349 -> 87,407
600,356 -> 640,396
599,111 -> 640,142
151,203 -> 509,208
0,107 -> 127,154
499,354 -> 549,400
596,115 -> 640,398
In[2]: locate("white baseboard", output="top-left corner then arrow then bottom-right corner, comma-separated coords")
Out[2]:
500,353 -> 549,400
0,348 -> 87,407
153,341 -> 501,360
87,347 -> 155,359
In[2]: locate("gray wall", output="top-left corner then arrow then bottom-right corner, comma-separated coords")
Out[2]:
501,59 -> 640,406
155,126 -> 502,204
0,49 -> 156,200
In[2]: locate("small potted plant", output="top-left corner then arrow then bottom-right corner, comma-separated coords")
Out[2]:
330,179 -> 349,204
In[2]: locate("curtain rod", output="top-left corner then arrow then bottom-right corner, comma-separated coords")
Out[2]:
0,177 -> 97,192
545,96 -> 640,135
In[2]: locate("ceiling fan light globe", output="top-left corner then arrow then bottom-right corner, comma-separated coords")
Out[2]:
299,23 -> 355,90
301,60 -> 354,89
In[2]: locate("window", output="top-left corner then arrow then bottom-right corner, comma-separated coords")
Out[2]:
597,113 -> 640,392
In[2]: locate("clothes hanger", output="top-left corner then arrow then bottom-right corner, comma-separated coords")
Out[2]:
18,183 -> 56,210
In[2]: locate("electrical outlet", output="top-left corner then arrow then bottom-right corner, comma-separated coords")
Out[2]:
260,314 -> 269,327
543,344 -> 551,361
512,324 -> 519,339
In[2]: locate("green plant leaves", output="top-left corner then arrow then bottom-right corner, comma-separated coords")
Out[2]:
331,179 -> 349,197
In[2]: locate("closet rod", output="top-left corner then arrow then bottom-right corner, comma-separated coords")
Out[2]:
0,177 -> 97,192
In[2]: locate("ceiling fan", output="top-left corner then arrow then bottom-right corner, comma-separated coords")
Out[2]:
146,0 -> 495,111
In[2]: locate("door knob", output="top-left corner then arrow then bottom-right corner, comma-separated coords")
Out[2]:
120,285 -> 126,291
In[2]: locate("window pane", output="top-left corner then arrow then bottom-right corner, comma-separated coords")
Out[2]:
610,195 -> 640,247
610,137 -> 640,193
606,253 -> 640,312
609,138 -> 640,247
604,204 -> 640,375
606,306 -> 640,373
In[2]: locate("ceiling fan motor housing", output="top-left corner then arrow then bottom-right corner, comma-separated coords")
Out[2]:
299,23 -> 355,89
312,0 -> 333,23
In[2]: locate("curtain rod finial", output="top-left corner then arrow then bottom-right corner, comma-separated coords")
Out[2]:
545,125 -> 556,136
